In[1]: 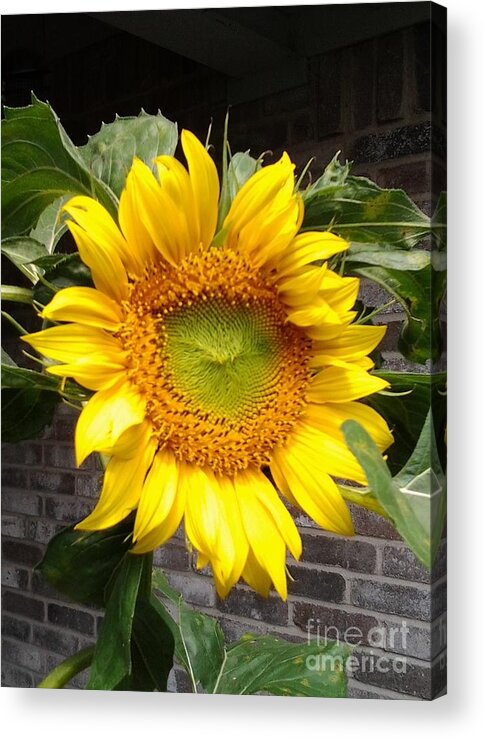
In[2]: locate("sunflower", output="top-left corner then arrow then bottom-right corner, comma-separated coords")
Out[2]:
24,131 -> 392,599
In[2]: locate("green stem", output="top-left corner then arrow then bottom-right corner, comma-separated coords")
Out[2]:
1,310 -> 29,335
37,646 -> 95,689
1,285 -> 33,304
140,552 -> 153,601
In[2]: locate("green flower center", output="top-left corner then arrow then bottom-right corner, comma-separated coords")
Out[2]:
163,298 -> 284,420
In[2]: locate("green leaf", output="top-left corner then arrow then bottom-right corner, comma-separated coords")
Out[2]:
30,196 -> 69,253
33,253 -> 93,306
87,553 -> 144,690
128,599 -> 175,692
432,191 -> 447,252
31,252 -> 79,271
1,237 -> 47,283
337,483 -> 390,518
80,110 -> 178,198
302,170 -> 430,249
226,151 -> 260,201
1,384 -> 59,443
1,363 -> 61,392
37,518 -> 135,607
152,570 -> 225,693
1,95 -> 117,238
367,371 -> 447,474
1,348 -> 17,367
212,635 -> 350,697
1,386 -> 59,443
308,151 -> 351,190
153,571 -> 350,697
218,147 -> 260,230
350,263 -> 445,364
347,242 -> 431,270
342,414 -> 446,569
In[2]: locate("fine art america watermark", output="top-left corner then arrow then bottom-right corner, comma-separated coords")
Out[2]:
305,618 -> 412,676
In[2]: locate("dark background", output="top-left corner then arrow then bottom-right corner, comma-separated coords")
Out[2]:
2,4 -> 446,168
2,4 -> 447,699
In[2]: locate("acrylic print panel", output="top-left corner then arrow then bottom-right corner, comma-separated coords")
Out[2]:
1,2 -> 446,699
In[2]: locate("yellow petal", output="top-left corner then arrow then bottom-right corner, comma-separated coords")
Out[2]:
22,324 -> 123,364
46,353 -> 127,391
304,401 -> 393,453
101,421 -> 153,459
241,549 -> 272,598
183,465 -> 222,562
75,381 -> 146,465
277,231 -> 348,278
119,167 -> 157,269
41,287 -> 123,331
253,472 -> 302,561
128,157 -> 181,265
277,265 -> 327,307
75,429 -> 156,531
67,221 -> 128,303
132,450 -> 185,553
310,324 -> 387,364
290,423 -> 367,485
155,156 -> 200,257
181,129 -> 220,249
287,298 -> 342,328
184,467 -> 239,592
271,445 -> 354,536
63,195 -> 139,276
225,153 -> 294,232
307,366 -> 389,403
233,468 -> 288,599
319,273 -> 360,315
224,153 -> 300,268
214,475 -> 249,594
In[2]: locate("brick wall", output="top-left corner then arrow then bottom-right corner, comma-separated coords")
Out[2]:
1,13 -> 446,698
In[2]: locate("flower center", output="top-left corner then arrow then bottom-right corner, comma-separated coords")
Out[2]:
119,249 -> 311,475
163,297 -> 285,421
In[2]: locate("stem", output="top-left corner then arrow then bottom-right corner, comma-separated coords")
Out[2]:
36,272 -> 60,294
140,552 -> 153,601
37,646 -> 95,689
1,310 -> 29,335
1,285 -> 33,304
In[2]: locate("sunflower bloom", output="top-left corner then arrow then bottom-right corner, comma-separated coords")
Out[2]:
24,131 -> 392,599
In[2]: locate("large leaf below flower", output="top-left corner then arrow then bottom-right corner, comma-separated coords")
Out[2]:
213,635 -> 350,697
152,570 -> 226,693
152,571 -> 350,696
342,412 -> 446,570
80,111 -> 178,198
127,599 -> 175,692
87,554 -> 144,690
1,95 -> 117,237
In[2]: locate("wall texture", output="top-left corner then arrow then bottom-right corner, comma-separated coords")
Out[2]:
1,9 -> 446,699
